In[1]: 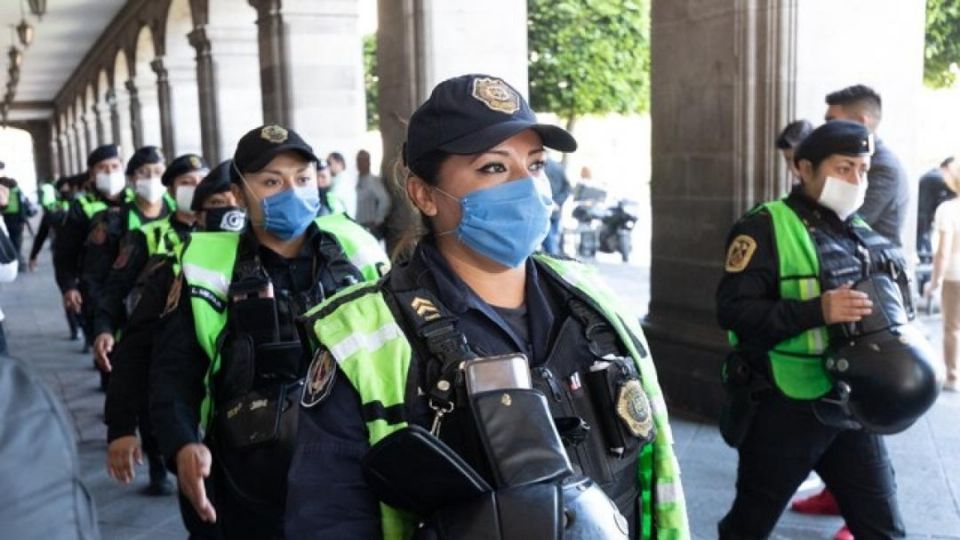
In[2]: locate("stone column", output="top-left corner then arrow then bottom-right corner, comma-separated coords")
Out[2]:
167,56 -> 203,156
49,129 -> 61,178
94,102 -> 108,146
72,121 -> 88,172
376,0 -> 528,252
190,23 -> 262,164
83,112 -> 97,155
56,127 -> 69,176
126,79 -> 143,150
107,89 -> 122,149
249,0 -> 364,159
152,57 -> 177,156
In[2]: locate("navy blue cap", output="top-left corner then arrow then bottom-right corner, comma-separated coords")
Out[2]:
403,74 -> 577,171
162,153 -> 208,186
125,146 -> 165,176
794,120 -> 873,166
192,160 -> 233,211
232,125 -> 319,180
87,144 -> 120,168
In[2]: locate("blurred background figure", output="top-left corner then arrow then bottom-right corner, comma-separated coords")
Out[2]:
354,149 -> 391,239
327,151 -> 357,218
775,119 -> 814,186
924,167 -> 960,391
541,157 -> 570,255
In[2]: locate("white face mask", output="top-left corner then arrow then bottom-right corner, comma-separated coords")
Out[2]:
818,176 -> 867,220
175,185 -> 197,214
135,176 -> 165,204
95,171 -> 126,198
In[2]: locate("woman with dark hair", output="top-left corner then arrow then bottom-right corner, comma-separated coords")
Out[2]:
285,74 -> 688,539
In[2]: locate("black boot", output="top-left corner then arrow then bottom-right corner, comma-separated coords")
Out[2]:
144,453 -> 174,496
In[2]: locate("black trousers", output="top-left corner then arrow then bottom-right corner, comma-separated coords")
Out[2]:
718,393 -> 905,539
3,215 -> 23,261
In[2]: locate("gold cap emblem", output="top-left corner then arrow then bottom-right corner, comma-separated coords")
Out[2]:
189,155 -> 202,169
261,125 -> 288,144
471,77 -> 521,114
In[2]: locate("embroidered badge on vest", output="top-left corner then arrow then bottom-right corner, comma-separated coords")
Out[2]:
301,348 -> 337,408
471,77 -> 521,114
725,234 -> 757,273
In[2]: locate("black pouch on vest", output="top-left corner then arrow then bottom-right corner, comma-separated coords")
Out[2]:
718,352 -> 766,448
470,388 -> 572,487
423,483 -> 563,540
254,340 -> 303,384
361,425 -> 492,518
214,379 -> 302,510
583,357 -> 654,456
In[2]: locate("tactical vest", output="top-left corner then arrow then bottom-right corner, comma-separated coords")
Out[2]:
737,200 -> 905,400
303,254 -> 689,540
39,184 -> 57,212
179,217 -> 390,428
2,186 -> 20,215
77,189 -> 136,220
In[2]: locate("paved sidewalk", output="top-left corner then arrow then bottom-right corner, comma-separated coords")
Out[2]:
2,250 -> 957,539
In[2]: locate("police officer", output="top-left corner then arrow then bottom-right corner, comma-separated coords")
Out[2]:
106,161 -> 240,536
285,74 -> 689,539
716,121 -> 914,538
84,146 -> 174,388
149,125 -> 388,539
55,144 -> 130,352
0,172 -> 32,268
92,153 -> 209,374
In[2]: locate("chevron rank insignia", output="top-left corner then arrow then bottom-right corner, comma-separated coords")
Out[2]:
411,296 -> 440,321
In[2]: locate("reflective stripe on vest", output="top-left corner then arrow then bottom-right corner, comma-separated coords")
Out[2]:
762,200 -> 832,400
180,232 -> 241,429
309,255 -> 690,540
2,187 -> 21,215
312,213 -> 390,281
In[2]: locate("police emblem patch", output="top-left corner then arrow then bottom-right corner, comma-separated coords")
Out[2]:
301,348 -> 337,408
724,234 -> 757,273
189,155 -> 202,169
89,222 -> 108,245
615,379 -> 653,438
471,77 -> 521,114
260,125 -> 288,144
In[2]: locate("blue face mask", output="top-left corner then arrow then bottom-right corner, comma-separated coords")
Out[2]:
437,177 -> 553,268
258,186 -> 320,240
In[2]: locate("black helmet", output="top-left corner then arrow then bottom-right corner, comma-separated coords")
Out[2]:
822,324 -> 940,434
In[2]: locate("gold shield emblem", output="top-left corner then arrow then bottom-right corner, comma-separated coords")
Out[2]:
724,234 -> 757,273
471,77 -> 521,114
189,155 -> 202,169
261,125 -> 288,144
616,379 -> 653,438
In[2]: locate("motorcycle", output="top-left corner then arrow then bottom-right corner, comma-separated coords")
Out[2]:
571,197 -> 639,262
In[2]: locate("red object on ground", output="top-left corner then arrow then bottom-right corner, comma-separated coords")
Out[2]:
790,488 -> 841,515
834,524 -> 854,540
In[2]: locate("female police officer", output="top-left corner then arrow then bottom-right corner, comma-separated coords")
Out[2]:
285,74 -> 688,539
149,126 -> 388,539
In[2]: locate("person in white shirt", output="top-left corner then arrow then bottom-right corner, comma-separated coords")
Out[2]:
353,150 -> 391,239
924,171 -> 960,391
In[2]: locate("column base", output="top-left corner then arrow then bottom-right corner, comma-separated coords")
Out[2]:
642,308 -> 729,420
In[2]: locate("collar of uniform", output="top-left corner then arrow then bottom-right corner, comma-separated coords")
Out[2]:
170,214 -> 195,233
786,186 -> 850,231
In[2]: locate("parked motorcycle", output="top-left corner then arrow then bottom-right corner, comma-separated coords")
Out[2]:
571,197 -> 639,262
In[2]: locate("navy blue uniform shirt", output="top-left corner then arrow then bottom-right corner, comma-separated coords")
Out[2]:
285,241 -> 565,539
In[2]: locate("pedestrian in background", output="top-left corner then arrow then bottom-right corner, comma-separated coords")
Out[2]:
924,169 -> 960,391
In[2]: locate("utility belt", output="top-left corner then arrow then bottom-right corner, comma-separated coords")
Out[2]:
363,285 -> 655,538
210,267 -> 318,513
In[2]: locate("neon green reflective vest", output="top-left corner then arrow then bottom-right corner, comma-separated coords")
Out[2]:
139,215 -> 186,257
314,212 -> 389,281
39,183 -> 57,212
77,193 -> 108,220
127,193 -> 176,230
305,254 -> 690,540
2,186 -> 21,215
179,217 -> 390,429
324,192 -> 347,215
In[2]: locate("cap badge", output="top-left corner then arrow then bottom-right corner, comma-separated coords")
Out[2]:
471,77 -> 520,114
260,125 -> 288,144
189,156 -> 201,169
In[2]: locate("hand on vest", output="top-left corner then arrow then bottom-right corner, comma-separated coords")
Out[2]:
177,443 -> 217,523
93,333 -> 115,372
107,435 -> 142,485
63,289 -> 82,314
821,284 -> 873,324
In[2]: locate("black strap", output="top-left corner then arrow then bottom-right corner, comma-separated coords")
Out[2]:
389,287 -> 476,408
567,297 -> 624,358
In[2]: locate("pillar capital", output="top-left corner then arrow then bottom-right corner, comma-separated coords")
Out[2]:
150,57 -> 168,80
188,27 -> 211,56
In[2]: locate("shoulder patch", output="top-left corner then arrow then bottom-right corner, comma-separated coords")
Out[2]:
89,221 -> 108,245
724,234 -> 757,273
301,348 -> 337,408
